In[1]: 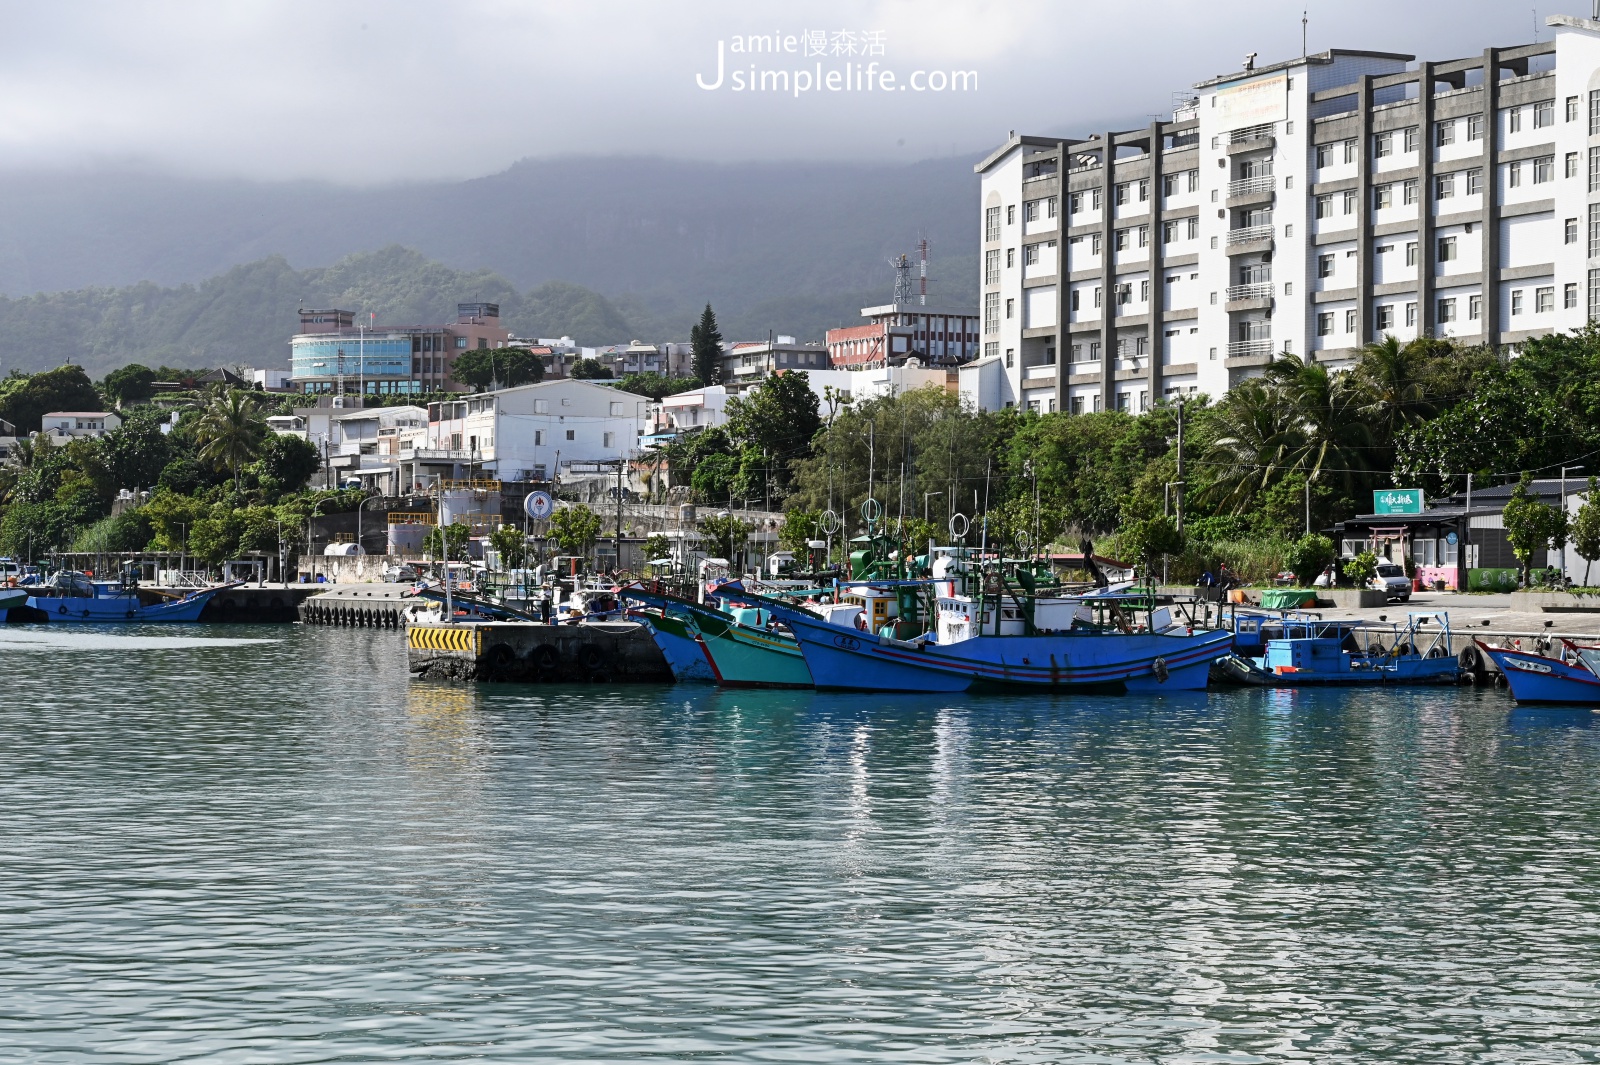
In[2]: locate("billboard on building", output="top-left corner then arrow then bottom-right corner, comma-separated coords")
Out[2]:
1216,73 -> 1287,128
1373,489 -> 1425,515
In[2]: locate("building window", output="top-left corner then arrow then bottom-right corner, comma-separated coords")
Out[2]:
1091,233 -> 1102,254
1006,204 -> 1015,225
1438,298 -> 1456,323
1115,181 -> 1130,206
1404,126 -> 1419,152
1023,199 -> 1039,222
1318,253 -> 1335,278
1047,196 -> 1058,218
1345,308 -> 1358,333
1405,242 -> 1418,267
985,249 -> 1000,285
1315,194 -> 1334,218
1137,225 -> 1149,248
1405,302 -> 1417,327
1163,173 -> 1181,196
1569,95 -> 1581,122
1535,100 -> 1554,128
1511,290 -> 1524,316
1005,298 -> 1015,319
1567,218 -> 1579,245
1375,184 -> 1393,210
1189,170 -> 1199,192
1468,113 -> 1483,140
1023,243 -> 1039,266
1140,279 -> 1150,301
1006,248 -> 1015,268
1317,312 -> 1334,336
1509,161 -> 1522,188
1115,283 -> 1132,306
984,292 -> 999,333
602,432 -> 615,448
1466,169 -> 1483,195
1187,217 -> 1200,239
984,206 -> 1000,241
1591,269 -> 1600,320
1590,147 -> 1600,193
1343,190 -> 1357,214
1589,204 -> 1600,259
1376,305 -> 1395,331
1403,179 -> 1418,205
1343,138 -> 1356,163
1537,286 -> 1555,313
1162,220 -> 1178,243
1374,131 -> 1392,158
1139,179 -> 1149,202
1470,294 -> 1482,320
1534,156 -> 1554,184
983,341 -> 998,359
1436,173 -> 1455,199
1115,229 -> 1130,251
1436,121 -> 1455,146
1509,106 -> 1522,133
1094,286 -> 1102,308
1315,143 -> 1332,168
1070,289 -> 1080,311
1438,236 -> 1457,261
565,429 -> 575,441
1569,152 -> 1581,179
1068,192 -> 1083,214
454,337 -> 468,348
1005,348 -> 1014,367
1566,282 -> 1580,309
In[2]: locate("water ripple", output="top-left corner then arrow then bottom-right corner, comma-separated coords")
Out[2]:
0,626 -> 1597,1061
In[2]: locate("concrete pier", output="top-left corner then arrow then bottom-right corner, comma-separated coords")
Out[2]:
298,585 -> 420,628
407,620 -> 673,683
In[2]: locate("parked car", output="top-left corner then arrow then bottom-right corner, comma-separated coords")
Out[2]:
1371,561 -> 1412,602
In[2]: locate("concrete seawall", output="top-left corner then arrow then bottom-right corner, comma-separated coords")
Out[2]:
408,621 -> 674,683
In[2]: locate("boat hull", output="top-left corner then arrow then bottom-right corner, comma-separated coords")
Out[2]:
695,617 -> 814,688
1479,644 -> 1600,704
26,588 -> 218,623
779,608 -> 1231,693
633,611 -> 716,683
1215,653 -> 1461,687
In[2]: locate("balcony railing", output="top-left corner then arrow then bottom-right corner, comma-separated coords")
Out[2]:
1230,123 -> 1275,144
1226,224 -> 1275,245
1226,282 -> 1275,301
1228,339 -> 1276,360
1227,176 -> 1275,197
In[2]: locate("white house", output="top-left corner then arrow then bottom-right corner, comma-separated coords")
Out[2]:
419,378 -> 649,486
40,411 -> 121,438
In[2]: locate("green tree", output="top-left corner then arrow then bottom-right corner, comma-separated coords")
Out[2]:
698,513 -> 751,560
423,522 -> 471,561
569,358 -> 612,380
250,432 -> 321,495
690,452 -> 739,503
778,508 -> 823,554
615,373 -> 700,401
643,533 -> 672,564
1353,335 -> 1432,447
725,371 -> 822,498
1283,533 -> 1336,587
690,304 -> 724,386
195,389 -> 267,489
101,364 -> 157,408
0,365 -> 104,434
452,346 -> 544,391
1572,478 -> 1600,587
1344,550 -> 1378,586
1502,474 -> 1568,588
102,414 -> 176,490
488,524 -> 527,570
547,503 -> 601,557
1120,515 -> 1186,578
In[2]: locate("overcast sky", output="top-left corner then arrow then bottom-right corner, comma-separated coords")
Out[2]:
0,0 -> 1575,184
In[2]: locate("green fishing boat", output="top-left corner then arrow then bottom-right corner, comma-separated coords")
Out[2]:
692,605 -> 814,689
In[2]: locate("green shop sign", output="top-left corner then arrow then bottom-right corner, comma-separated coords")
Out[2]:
1467,568 -> 1519,592
1373,489 -> 1425,515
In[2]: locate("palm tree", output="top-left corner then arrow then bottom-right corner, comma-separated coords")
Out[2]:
196,388 -> 267,489
1263,353 -> 1374,497
1353,335 -> 1431,443
1199,379 -> 1297,513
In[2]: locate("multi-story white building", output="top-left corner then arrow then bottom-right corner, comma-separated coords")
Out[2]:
971,16 -> 1600,414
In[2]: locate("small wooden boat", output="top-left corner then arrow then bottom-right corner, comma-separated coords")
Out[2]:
1477,638 -> 1600,704
1215,612 -> 1461,686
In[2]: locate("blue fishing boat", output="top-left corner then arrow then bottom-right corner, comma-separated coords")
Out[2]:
25,574 -> 243,622
738,583 -> 1229,694
1215,612 -> 1461,686
1477,638 -> 1600,704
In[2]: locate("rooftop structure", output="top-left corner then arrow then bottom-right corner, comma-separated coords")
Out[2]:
289,304 -> 511,397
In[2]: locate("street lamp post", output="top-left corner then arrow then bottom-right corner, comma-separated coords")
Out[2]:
1561,465 -> 1585,577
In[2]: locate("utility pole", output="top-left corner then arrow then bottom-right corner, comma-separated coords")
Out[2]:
615,458 -> 624,575
1174,398 -> 1185,532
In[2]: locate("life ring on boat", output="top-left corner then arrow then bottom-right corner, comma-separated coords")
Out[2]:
57,603 -> 67,615
854,612 -> 867,631
81,609 -> 91,618
126,609 -> 136,619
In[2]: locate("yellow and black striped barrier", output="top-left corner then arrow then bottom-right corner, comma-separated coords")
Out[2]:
407,624 -> 484,656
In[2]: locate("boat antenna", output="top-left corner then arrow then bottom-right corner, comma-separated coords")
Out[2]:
1080,538 -> 1109,589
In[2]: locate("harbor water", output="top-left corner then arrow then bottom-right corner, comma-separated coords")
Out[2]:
4,624 -> 1600,1061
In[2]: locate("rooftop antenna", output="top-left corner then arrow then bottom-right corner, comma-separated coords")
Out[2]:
890,252 -> 914,305
1301,11 -> 1308,57
1244,51 -> 1257,72
917,238 -> 928,306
